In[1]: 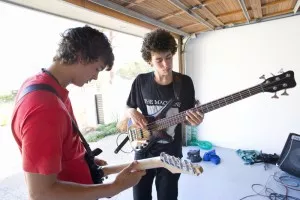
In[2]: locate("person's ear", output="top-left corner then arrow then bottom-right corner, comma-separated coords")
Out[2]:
77,54 -> 85,65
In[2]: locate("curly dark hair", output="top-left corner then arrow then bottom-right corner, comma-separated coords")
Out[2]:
141,29 -> 177,63
53,25 -> 114,70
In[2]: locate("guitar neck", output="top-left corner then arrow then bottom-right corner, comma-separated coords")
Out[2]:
155,84 -> 263,130
101,157 -> 163,176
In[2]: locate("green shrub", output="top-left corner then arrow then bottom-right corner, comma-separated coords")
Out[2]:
85,131 -> 106,142
85,122 -> 119,142
0,93 -> 16,103
95,124 -> 106,131
116,61 -> 152,80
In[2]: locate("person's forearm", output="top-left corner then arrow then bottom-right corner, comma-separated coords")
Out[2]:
116,107 -> 135,132
31,181 -> 121,200
126,107 -> 136,118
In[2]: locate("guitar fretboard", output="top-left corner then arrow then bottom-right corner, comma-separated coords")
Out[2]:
148,84 -> 263,130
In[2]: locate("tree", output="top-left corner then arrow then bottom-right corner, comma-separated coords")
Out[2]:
116,60 -> 152,80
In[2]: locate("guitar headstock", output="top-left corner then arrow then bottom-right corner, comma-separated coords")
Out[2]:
261,71 -> 296,93
160,152 -> 203,176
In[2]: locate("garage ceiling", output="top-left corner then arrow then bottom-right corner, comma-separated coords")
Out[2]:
65,0 -> 300,37
3,0 -> 300,38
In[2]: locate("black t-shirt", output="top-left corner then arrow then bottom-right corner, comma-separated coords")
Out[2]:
126,71 -> 195,157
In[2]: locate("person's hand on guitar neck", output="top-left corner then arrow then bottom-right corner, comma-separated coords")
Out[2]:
127,108 -> 148,128
113,161 -> 146,192
185,110 -> 204,126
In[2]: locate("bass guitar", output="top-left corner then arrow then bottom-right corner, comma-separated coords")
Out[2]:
116,70 -> 296,152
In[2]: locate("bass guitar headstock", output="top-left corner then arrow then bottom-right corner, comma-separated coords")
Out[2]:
261,70 -> 296,98
160,152 -> 203,176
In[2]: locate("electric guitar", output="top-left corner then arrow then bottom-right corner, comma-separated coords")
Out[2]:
118,70 -> 296,152
102,152 -> 203,176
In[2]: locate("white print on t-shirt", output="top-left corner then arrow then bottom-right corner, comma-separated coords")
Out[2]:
144,99 -> 181,108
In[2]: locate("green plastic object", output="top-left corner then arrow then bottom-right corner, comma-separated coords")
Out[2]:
186,125 -> 213,150
199,140 -> 213,150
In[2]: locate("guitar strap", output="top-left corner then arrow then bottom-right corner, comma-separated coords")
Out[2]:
172,71 -> 182,102
18,83 -> 107,184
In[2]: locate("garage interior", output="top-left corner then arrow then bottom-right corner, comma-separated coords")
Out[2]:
1,0 -> 300,199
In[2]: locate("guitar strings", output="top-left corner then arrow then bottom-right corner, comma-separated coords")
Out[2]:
144,84 -> 262,131
154,73 -> 291,131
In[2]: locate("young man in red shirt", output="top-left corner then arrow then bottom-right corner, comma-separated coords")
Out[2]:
11,25 -> 145,200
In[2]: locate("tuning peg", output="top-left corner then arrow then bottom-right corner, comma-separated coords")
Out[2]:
271,73 -> 275,77
278,68 -> 284,74
272,93 -> 279,99
259,75 -> 266,80
281,89 -> 289,96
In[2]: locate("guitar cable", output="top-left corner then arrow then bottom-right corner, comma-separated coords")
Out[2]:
239,171 -> 300,200
115,133 -> 133,154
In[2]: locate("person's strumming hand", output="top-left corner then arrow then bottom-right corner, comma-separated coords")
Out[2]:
128,109 -> 148,129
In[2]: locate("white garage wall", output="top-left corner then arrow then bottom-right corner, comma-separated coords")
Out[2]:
185,15 -> 300,154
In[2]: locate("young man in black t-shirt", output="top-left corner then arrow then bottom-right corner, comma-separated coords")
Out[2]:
125,29 -> 204,200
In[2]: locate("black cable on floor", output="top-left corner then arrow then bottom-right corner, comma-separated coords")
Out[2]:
116,132 -> 133,154
239,171 -> 300,200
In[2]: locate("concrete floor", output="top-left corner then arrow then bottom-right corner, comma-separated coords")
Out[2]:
1,128 -> 299,200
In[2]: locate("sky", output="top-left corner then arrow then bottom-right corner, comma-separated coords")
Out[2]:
0,1 -> 144,94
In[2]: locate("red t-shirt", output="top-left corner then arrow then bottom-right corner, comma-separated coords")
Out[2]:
11,71 -> 93,184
